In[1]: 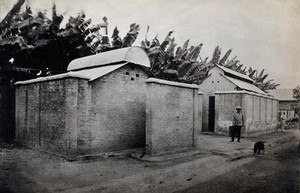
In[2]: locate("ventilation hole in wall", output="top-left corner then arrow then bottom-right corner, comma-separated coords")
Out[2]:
136,74 -> 139,77
212,81 -> 214,83
131,77 -> 135,81
217,81 -> 219,83
125,72 -> 129,75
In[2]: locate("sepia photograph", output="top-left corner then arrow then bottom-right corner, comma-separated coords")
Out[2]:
0,0 -> 299,192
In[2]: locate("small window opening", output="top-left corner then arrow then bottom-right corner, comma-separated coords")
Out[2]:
131,77 -> 135,81
125,72 -> 129,75
136,74 -> 139,77
212,81 -> 214,83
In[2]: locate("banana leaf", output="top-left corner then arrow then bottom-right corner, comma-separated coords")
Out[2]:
258,69 -> 265,79
258,74 -> 268,83
160,31 -> 174,51
182,39 -> 189,51
219,49 -> 232,66
122,23 -> 140,47
210,46 -> 221,64
166,38 -> 177,57
178,61 -> 193,77
186,44 -> 202,62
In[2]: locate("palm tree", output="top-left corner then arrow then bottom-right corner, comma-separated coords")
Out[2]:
0,0 -> 280,92
0,1 -> 140,82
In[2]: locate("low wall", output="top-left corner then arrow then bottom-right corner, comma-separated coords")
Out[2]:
15,64 -> 149,160
145,78 -> 202,156
15,78 -> 79,160
215,91 -> 278,136
77,64 -> 148,155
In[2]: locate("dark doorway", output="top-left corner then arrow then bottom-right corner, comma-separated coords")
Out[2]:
208,96 -> 215,132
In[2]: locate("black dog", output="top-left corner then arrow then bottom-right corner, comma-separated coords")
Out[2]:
253,141 -> 265,155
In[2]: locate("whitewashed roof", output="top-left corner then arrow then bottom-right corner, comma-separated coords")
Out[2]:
15,47 -> 151,85
14,71 -> 90,85
67,46 -> 150,71
15,62 -> 130,85
215,90 -> 274,100
216,64 -> 253,83
146,78 -> 199,89
268,89 -> 297,101
221,74 -> 267,95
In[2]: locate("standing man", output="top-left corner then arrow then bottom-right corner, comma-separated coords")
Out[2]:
280,112 -> 287,132
231,106 -> 244,142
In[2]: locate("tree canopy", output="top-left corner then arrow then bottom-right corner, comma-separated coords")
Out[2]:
0,0 -> 279,92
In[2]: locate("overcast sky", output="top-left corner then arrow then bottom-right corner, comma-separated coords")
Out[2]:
1,0 -> 299,88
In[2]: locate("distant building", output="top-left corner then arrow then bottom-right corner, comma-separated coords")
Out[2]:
15,47 -> 152,160
199,65 -> 278,135
268,89 -> 299,119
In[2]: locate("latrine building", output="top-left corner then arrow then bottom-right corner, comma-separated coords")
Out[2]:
15,46 -> 203,159
15,47 -> 152,160
199,64 -> 278,135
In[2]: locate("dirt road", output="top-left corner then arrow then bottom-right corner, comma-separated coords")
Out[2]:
0,130 -> 298,193
176,141 -> 300,193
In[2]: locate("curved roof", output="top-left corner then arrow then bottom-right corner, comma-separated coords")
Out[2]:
67,46 -> 151,71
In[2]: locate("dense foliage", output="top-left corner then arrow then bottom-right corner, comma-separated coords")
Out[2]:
0,0 -> 139,82
293,85 -> 300,101
141,30 -> 279,91
0,0 -> 279,91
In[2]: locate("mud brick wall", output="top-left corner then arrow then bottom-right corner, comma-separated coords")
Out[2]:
77,64 -> 148,155
198,67 -> 237,132
15,78 -> 79,160
145,78 -> 202,156
15,84 -> 40,147
15,63 -> 150,159
215,91 -> 278,135
39,79 -> 78,158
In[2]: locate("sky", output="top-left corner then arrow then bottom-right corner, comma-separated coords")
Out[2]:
1,0 -> 300,89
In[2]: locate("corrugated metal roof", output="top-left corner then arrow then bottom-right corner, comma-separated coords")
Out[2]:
67,46 -> 150,71
222,74 -> 267,95
268,89 -> 297,101
216,64 -> 253,83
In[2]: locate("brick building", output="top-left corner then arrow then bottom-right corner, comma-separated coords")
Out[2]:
145,78 -> 202,156
15,47 -> 151,160
199,65 -> 279,135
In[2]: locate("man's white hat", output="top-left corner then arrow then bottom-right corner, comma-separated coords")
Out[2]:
236,106 -> 241,109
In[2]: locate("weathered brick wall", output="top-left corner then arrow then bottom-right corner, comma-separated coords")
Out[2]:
145,78 -> 202,156
215,91 -> 279,135
39,79 -> 79,159
77,64 -> 149,155
15,78 -> 79,160
198,67 -> 236,132
215,92 -> 242,134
